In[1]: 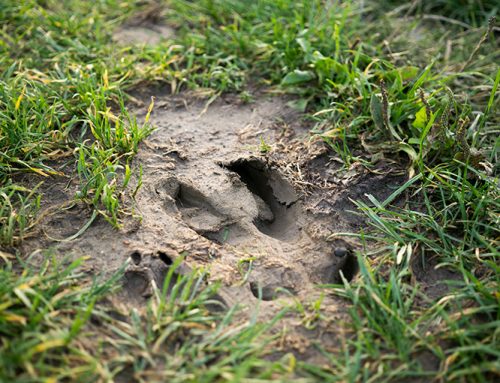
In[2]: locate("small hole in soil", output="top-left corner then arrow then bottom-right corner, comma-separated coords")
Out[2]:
130,251 -> 142,265
338,253 -> 358,283
122,269 -> 150,301
249,281 -> 276,301
157,251 -> 173,266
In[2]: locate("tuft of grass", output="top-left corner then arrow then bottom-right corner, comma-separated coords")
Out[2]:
0,1 -> 156,241
0,254 -> 303,382
0,253 -> 122,381
319,156 -> 500,381
0,183 -> 40,246
384,0 -> 498,27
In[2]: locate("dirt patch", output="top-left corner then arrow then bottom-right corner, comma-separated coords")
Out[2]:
112,5 -> 174,46
19,90 -> 407,362
113,24 -> 174,45
411,251 -> 463,300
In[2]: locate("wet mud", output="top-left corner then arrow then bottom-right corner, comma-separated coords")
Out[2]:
19,90 -> 408,363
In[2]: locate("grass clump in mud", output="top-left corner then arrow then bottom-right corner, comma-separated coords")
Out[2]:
0,254 -> 120,381
0,255 -> 292,382
0,1 -> 154,238
1,0 -> 499,382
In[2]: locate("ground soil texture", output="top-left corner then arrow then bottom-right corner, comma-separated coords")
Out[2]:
18,88 -> 433,363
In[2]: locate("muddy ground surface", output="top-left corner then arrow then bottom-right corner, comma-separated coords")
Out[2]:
17,89 -> 414,362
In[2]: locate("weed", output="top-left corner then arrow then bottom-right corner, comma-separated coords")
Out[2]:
259,136 -> 272,154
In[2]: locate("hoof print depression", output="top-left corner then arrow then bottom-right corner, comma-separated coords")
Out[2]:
122,249 -> 188,302
221,158 -> 300,242
120,99 -> 387,310
174,182 -> 226,234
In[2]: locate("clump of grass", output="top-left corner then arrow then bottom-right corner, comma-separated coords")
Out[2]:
83,90 -> 155,155
0,253 -> 121,381
319,153 -> 499,380
75,92 -> 154,227
75,144 -> 132,228
97,257 -> 293,382
0,183 -> 40,246
0,253 -> 300,382
0,1 -> 156,241
385,0 -> 498,27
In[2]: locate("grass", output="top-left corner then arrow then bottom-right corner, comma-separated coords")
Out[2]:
0,0 -> 498,381
323,162 -> 500,380
0,253 -> 121,381
0,254 -> 297,382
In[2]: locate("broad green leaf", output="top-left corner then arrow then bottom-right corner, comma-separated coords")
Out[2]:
399,66 -> 420,81
412,106 -> 428,130
396,244 -> 407,265
286,98 -> 308,112
387,66 -> 419,82
408,137 -> 420,145
398,143 -> 418,161
296,37 -> 310,54
281,70 -> 315,86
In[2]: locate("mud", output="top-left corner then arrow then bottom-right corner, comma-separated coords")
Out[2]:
19,90 -> 408,363
113,24 -> 174,45
112,5 -> 174,46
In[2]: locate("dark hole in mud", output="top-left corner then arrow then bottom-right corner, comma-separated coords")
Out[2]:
122,269 -> 151,301
222,159 -> 300,242
175,183 -> 205,209
333,252 -> 358,283
249,281 -> 294,301
157,251 -> 173,266
130,251 -> 142,265
249,281 -> 276,301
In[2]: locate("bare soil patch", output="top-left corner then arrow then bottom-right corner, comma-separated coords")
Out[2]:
112,6 -> 174,46
20,90 -> 408,360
